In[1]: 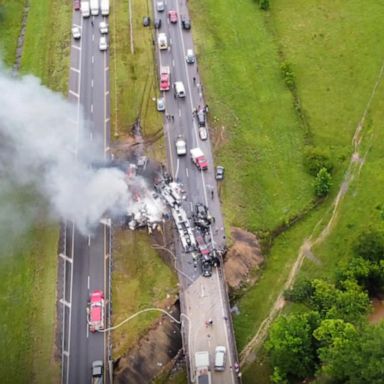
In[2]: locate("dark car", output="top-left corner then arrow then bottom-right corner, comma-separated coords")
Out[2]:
215,165 -> 225,180
181,16 -> 191,30
197,108 -> 206,127
201,255 -> 212,277
154,18 -> 162,29
74,0 -> 81,10
143,16 -> 151,27
194,203 -> 213,228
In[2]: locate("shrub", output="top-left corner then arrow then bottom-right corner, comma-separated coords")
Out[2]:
304,146 -> 333,176
280,62 -> 295,90
259,0 -> 270,10
313,168 -> 332,197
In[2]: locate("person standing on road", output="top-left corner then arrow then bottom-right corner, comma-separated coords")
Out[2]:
193,76 -> 196,84
91,18 -> 94,27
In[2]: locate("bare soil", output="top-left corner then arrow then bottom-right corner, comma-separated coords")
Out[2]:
369,298 -> 384,325
224,227 -> 264,290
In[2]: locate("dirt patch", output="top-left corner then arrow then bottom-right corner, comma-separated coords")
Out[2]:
369,298 -> 384,324
113,305 -> 182,384
224,227 -> 264,290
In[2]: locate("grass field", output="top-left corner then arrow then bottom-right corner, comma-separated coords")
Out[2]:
21,0 -> 72,93
190,0 -> 313,233
0,0 -> 25,66
0,225 -> 59,384
109,0 -> 165,159
0,1 -> 71,383
112,230 -> 178,358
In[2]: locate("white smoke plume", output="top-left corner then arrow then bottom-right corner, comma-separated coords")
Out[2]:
0,67 -> 163,242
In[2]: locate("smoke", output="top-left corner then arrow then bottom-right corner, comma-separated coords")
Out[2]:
0,67 -> 163,243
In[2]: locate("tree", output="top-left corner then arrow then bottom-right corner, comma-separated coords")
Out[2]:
314,320 -> 384,383
284,278 -> 314,304
354,228 -> 384,263
304,146 -> 333,176
266,312 -> 320,379
313,167 -> 332,197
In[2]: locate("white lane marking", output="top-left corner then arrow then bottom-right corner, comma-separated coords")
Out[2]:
105,91 -> 109,96
87,275 -> 90,290
86,323 -> 89,339
91,79 -> 94,88
90,132 -> 93,140
60,299 -> 71,308
88,236 -> 91,247
92,56 -> 95,64
186,167 -> 189,178
175,158 -> 180,179
71,44 -> 81,50
170,38 -> 172,45
91,104 -> 94,113
69,90 -> 79,98
70,67 -> 80,73
59,253 -> 73,263
178,108 -> 181,117
73,23 -> 81,28
92,34 -> 95,41
172,59 -> 175,67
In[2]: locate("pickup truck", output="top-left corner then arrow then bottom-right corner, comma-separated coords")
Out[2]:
190,147 -> 208,171
157,33 -> 168,50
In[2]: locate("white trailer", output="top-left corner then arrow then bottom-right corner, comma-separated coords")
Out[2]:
101,0 -> 110,16
90,0 -> 99,16
195,351 -> 211,384
81,1 -> 90,17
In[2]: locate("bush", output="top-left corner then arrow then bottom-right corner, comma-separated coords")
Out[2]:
313,168 -> 332,197
259,0 -> 270,10
280,62 -> 295,90
304,146 -> 333,176
354,228 -> 384,263
284,278 -> 314,304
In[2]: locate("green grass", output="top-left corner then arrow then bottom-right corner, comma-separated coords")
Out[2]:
112,231 -> 178,358
110,0 -> 164,159
0,0 -> 25,66
0,224 -> 59,384
190,0 -> 313,232
21,0 -> 72,92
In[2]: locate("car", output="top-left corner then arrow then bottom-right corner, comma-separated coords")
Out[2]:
92,360 -> 103,379
71,25 -> 81,39
157,32 -> 168,50
157,97 -> 165,112
215,165 -> 225,180
181,16 -> 191,30
185,49 -> 195,64
88,290 -> 105,332
156,0 -> 165,12
199,126 -> 208,141
197,108 -> 206,127
99,21 -> 109,34
174,81 -> 185,98
214,346 -> 226,371
175,136 -> 187,156
143,16 -> 151,27
160,71 -> 170,91
99,36 -> 108,51
194,203 -> 213,229
201,256 -> 213,277
168,10 -> 178,23
74,0 -> 81,11
154,18 -> 161,29
195,229 -> 210,256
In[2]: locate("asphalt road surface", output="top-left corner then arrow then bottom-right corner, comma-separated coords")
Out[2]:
61,8 -> 111,384
152,0 -> 240,382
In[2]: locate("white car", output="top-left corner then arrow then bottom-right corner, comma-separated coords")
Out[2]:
185,49 -> 195,64
214,346 -> 226,371
157,97 -> 165,112
157,33 -> 168,50
99,36 -> 108,51
99,21 -> 109,34
156,0 -> 165,12
199,126 -> 208,140
175,136 -> 187,156
72,26 -> 81,40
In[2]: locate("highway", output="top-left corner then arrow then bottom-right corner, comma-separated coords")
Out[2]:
152,0 -> 240,382
60,6 -> 111,384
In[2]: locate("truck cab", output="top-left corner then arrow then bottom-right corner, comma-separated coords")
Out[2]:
190,147 -> 208,170
81,1 -> 90,17
92,360 -> 103,384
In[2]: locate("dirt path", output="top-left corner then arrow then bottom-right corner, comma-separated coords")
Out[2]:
240,58 -> 384,365
12,0 -> 30,73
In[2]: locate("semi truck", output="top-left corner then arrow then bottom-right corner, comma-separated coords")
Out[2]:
90,0 -> 99,15
190,147 -> 208,171
101,0 -> 110,15
195,351 -> 211,384
81,1 -> 90,17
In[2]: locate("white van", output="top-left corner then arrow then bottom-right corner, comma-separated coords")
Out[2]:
174,81 -> 186,98
185,49 -> 195,64
81,1 -> 90,17
158,33 -> 168,50
214,346 -> 226,371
